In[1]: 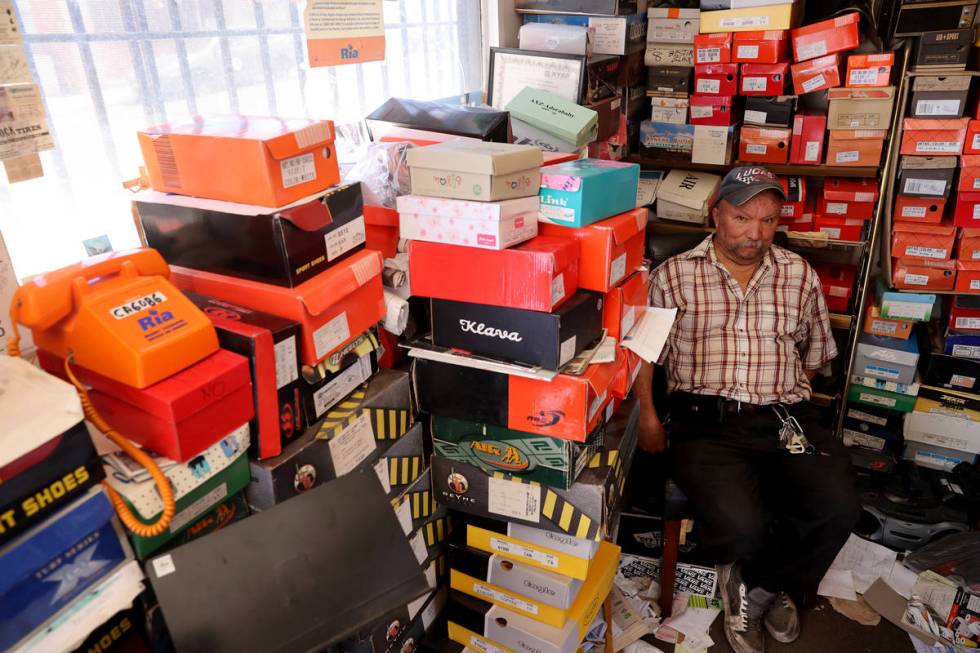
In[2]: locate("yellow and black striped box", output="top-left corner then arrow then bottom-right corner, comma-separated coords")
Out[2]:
392,466 -> 442,536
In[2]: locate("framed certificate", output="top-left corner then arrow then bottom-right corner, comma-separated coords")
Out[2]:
487,48 -> 587,110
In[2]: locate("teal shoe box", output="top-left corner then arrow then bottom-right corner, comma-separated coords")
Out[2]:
538,159 -> 640,227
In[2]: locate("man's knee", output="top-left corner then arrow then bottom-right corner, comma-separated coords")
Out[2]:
700,502 -> 768,561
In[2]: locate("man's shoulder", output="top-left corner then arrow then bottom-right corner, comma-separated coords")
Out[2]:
652,237 -> 712,278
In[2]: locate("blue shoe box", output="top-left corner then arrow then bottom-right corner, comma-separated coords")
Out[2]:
538,159 -> 640,227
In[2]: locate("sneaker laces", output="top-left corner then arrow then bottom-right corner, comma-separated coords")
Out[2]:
734,585 -> 773,633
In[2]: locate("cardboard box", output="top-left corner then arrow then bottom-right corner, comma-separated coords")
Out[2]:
960,228 -> 980,261
692,124 -> 737,165
899,155 -> 957,196
950,294 -> 980,330
137,184 -> 365,288
649,96 -> 690,124
732,30 -> 790,63
946,328 -> 980,356
413,353 -> 626,442
903,440 -> 978,471
914,28 -> 972,70
537,209 -> 646,292
432,399 -> 638,539
959,155 -> 980,191
854,333 -> 920,385
406,141 -> 543,202
602,269 -> 648,340
620,83 -> 647,118
297,330 -> 380,426
877,286 -> 936,321
646,65 -> 694,97
824,177 -> 879,203
538,159 -> 640,227
891,221 -> 956,260
787,110 -> 824,165
644,42 -> 694,67
964,120 -> 980,155
955,260 -> 980,293
893,258 -> 957,291
813,262 -> 855,312
138,116 -> 338,206
586,93 -> 623,141
900,117 -> 970,155
826,129 -> 886,167
39,348 -> 253,463
521,14 -> 646,56
843,417 -> 901,453
689,94 -> 739,125
827,86 -> 896,130
911,75 -> 970,119
447,592 -> 579,653
850,374 -> 920,399
694,32 -> 732,64
954,192 -> 980,228
639,120 -> 696,157
739,62 -> 789,96
171,249 -> 385,367
0,489 -> 129,651
507,88 -> 598,151
409,237 -> 579,312
694,63 -> 739,96
790,54 -> 842,95
915,384 -> 980,422
894,196 -> 946,224
156,491 -> 250,555
846,402 -> 906,434
790,12 -> 859,62
848,383 -> 917,412
103,424 -> 250,558
514,0 -> 639,16
846,52 -> 895,87
904,410 -> 980,455
430,292 -> 604,370
397,195 -> 539,250
816,196 -> 874,220
647,7 -> 700,42
745,95 -> 795,126
778,174 -> 806,213
364,205 -> 399,258
813,215 -> 865,240
699,2 -> 802,33
656,169 -> 722,223
517,22 -> 591,57
739,126 -> 791,163
923,352 -> 980,393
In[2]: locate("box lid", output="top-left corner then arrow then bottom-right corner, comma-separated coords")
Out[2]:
828,86 -> 896,101
694,32 -> 731,45
396,195 -> 540,220
790,11 -> 858,38
848,52 -> 895,66
733,29 -> 789,42
858,332 -> 919,355
695,63 -> 738,75
903,117 -> 970,131
364,204 -> 399,227
921,29 -> 973,47
406,140 -> 544,175
893,220 -> 956,236
792,53 -> 841,74
656,169 -> 722,210
957,260 -> 980,272
740,62 -> 789,75
829,129 -> 887,140
141,116 -> 334,161
505,87 -> 598,146
902,155 -> 958,170
647,7 -> 699,19
824,178 -> 879,203
913,75 -> 972,92
588,209 -> 647,246
540,159 -> 638,191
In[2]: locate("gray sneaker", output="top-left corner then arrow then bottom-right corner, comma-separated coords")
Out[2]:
718,563 -> 776,653
764,592 -> 801,643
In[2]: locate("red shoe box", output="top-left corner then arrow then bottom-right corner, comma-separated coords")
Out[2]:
813,263 -> 856,312
846,52 -> 895,88
791,54 -> 842,95
814,215 -> 865,240
364,205 -> 400,259
959,156 -> 980,192
689,95 -> 739,125
894,196 -> 946,224
816,196 -> 874,220
694,63 -> 739,96
958,228 -> 980,261
739,63 -> 790,96
603,268 -> 649,340
900,117 -> 969,156
781,214 -> 814,232
963,120 -> 980,155
954,192 -> 980,228
891,222 -> 956,261
37,348 -> 253,463
826,130 -> 886,167
739,126 -> 791,163
171,249 -> 385,367
732,30 -> 790,64
824,177 -> 879,203
955,260 -> 980,293
949,293 -> 980,330
695,33 -> 732,65
893,258 -> 956,291
778,175 -> 806,217
409,236 -> 579,312
537,209 -> 646,292
789,112 -> 826,164
791,12 -> 860,62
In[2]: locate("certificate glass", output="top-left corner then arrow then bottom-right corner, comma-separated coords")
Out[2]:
488,49 -> 585,110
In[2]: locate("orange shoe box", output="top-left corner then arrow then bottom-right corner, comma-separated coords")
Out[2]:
891,222 -> 956,261
826,130 -> 886,167
955,260 -> 980,293
789,111 -> 826,164
364,205 -> 400,259
814,215 -> 865,240
846,52 -> 895,87
537,209 -> 646,292
955,192 -> 980,228
613,349 -> 642,400
959,156 -> 980,192
893,258 -> 956,291
694,63 -> 739,96
816,196 -> 874,220
780,215 -> 814,232
963,120 -> 980,154
138,116 -> 339,206
739,63 -> 790,96
739,126 -> 791,163
791,12 -> 860,62
959,228 -> 980,261
695,33 -> 732,65
171,249 -> 385,366
824,177 -> 879,203
791,54 -> 842,95
732,30 -> 790,64
864,304 -> 915,339
900,117 -> 969,156
602,268 -> 649,340
894,196 -> 946,224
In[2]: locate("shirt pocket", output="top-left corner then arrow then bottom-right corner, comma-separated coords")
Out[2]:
755,302 -> 801,337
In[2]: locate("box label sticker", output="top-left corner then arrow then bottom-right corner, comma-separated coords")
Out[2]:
871,319 -> 898,335
848,68 -> 879,86
472,582 -> 539,615
780,204 -> 794,217
884,301 -> 928,320
903,178 -> 946,196
805,141 -> 820,162
859,392 -> 896,407
864,364 -> 900,380
973,204 -> 980,220
274,335 -> 299,390
736,44 -> 759,59
313,312 -> 351,360
489,537 -> 559,568
974,178 -> 980,190
917,141 -> 961,154
470,636 -> 509,653
539,203 -> 577,223
797,40 -> 827,61
743,77 -> 768,93
560,335 -> 577,367
696,78 -> 720,94
825,202 -> 848,215
280,152 -> 316,189
488,476 -> 541,522
374,458 -> 391,494
744,109 -> 767,124
835,151 -> 859,163
745,143 -> 768,155
410,529 -> 427,564
424,560 -> 436,587
915,99 -> 961,116
697,47 -> 721,63
829,286 -> 849,297
843,429 -> 886,451
325,215 -> 366,261
903,273 -> 930,286
395,498 -> 412,535
328,411 -> 376,477
801,75 -> 826,94
720,16 -> 769,28
951,374 -> 976,388
551,273 -> 565,307
956,317 -> 980,330
849,408 -> 887,426
312,355 -> 371,417
972,134 -> 980,151
610,252 -> 627,284
972,280 -> 980,291
690,104 -> 714,119
622,305 -> 637,337
902,206 -> 927,218
169,482 -> 228,534
952,344 -> 980,359
819,227 -> 842,238
152,555 -> 177,578
588,390 -> 608,422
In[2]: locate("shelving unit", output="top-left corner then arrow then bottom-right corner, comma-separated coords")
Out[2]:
628,156 -> 881,179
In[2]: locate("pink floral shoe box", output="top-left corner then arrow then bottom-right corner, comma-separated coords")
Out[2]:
396,195 -> 539,250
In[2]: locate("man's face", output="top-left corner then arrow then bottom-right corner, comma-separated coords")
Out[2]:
711,191 -> 782,265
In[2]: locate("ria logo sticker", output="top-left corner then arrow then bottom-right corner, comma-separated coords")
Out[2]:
527,410 -> 564,427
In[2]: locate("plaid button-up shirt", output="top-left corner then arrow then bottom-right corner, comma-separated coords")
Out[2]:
650,236 -> 837,405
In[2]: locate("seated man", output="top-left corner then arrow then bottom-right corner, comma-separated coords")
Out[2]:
635,166 -> 860,653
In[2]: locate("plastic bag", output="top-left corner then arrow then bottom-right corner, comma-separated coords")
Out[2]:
904,531 -> 980,591
342,141 -> 412,208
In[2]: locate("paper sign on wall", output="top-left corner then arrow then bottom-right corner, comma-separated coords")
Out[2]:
0,1 -> 20,45
0,84 -> 53,160
3,151 -> 41,182
305,0 -> 386,67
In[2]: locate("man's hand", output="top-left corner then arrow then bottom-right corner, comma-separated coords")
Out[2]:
638,404 -> 667,453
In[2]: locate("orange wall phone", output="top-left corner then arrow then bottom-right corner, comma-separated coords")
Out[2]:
7,248 -> 219,537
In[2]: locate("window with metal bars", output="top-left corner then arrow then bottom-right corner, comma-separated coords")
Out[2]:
1,0 -> 482,279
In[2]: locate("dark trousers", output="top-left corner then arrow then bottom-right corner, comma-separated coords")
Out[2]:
668,400 -> 860,600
